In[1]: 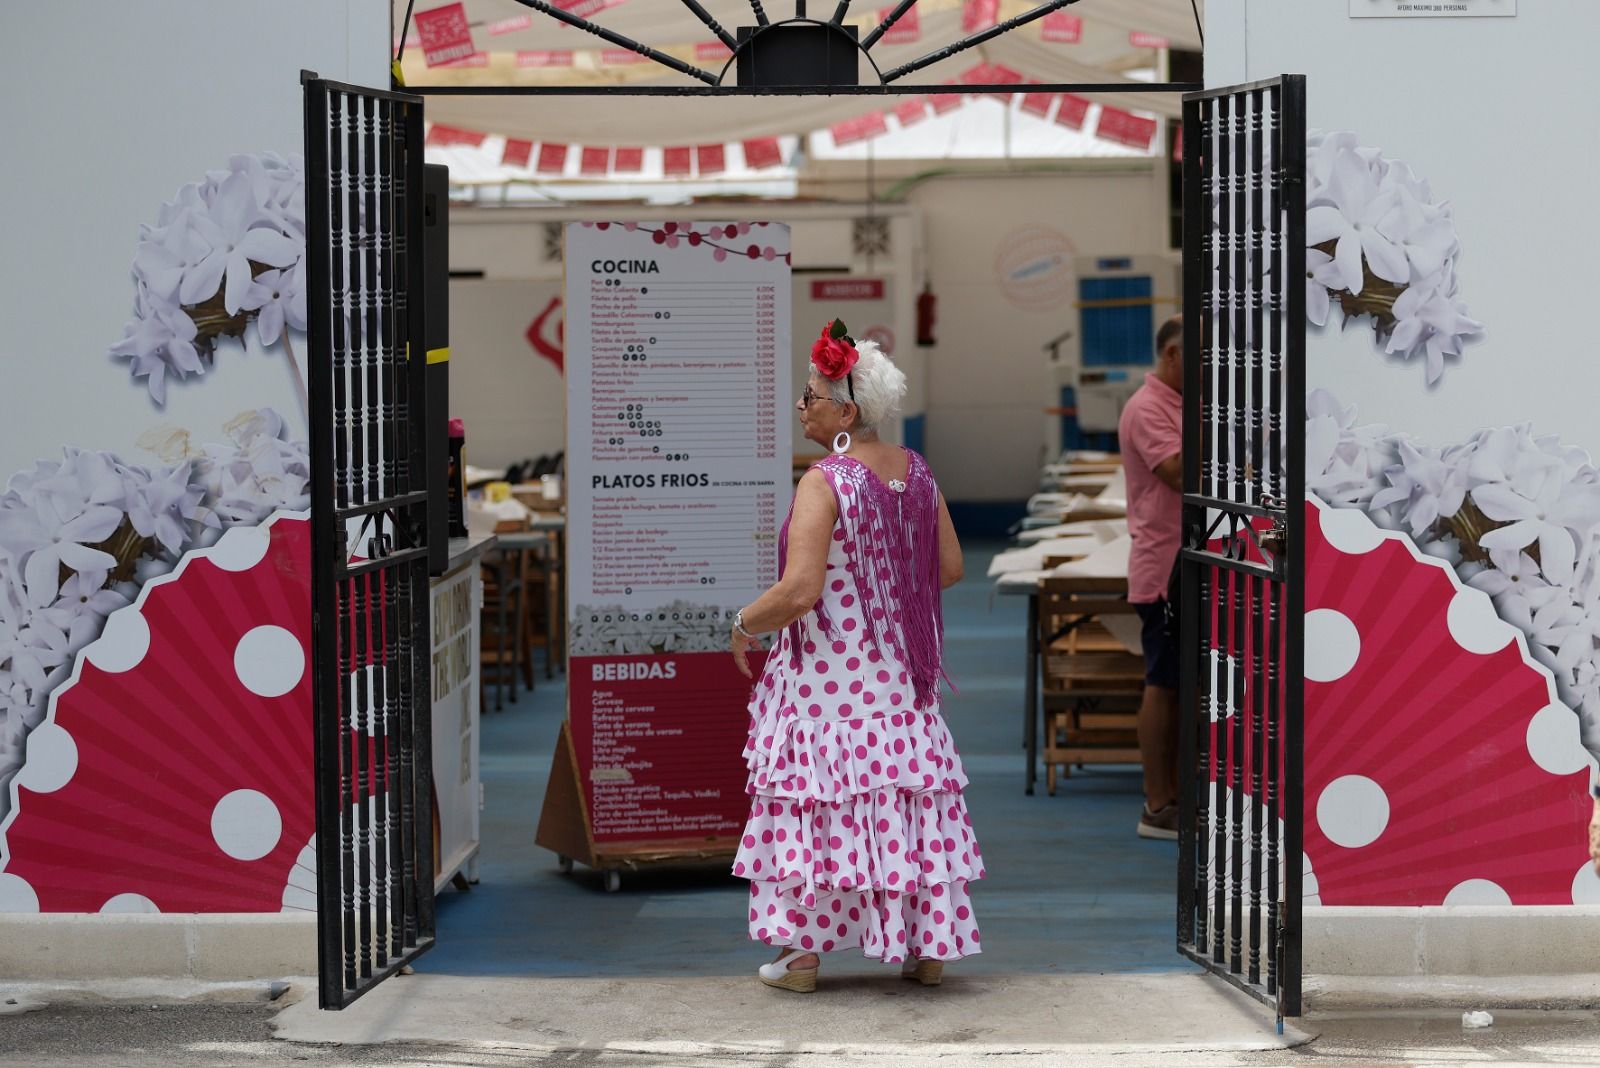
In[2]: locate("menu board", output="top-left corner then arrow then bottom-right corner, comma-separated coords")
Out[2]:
564,221 -> 792,845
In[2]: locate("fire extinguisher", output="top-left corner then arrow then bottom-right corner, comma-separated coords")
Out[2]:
915,279 -> 937,348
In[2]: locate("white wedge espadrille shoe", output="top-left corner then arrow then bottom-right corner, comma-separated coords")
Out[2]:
758,951 -> 819,993
900,957 -> 945,986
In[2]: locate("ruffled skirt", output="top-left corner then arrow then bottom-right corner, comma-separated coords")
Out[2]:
733,695 -> 985,962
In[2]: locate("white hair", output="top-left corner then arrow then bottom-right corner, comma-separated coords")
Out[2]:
814,339 -> 906,434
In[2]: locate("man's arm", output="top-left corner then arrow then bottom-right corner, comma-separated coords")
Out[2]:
1154,453 -> 1182,492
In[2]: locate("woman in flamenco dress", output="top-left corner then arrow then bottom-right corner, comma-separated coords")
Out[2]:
729,319 -> 984,993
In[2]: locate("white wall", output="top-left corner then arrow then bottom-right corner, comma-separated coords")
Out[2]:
1208,0 -> 1600,449
0,0 -> 388,476
449,277 -> 567,469
905,168 -> 1169,501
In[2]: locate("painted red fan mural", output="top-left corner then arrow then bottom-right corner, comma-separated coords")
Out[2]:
0,512 -> 318,913
1303,498 -> 1597,906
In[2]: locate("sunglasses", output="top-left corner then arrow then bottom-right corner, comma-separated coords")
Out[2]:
800,385 -> 843,408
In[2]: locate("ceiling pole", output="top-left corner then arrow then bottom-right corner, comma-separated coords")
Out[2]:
506,0 -> 719,84
881,0 -> 1083,82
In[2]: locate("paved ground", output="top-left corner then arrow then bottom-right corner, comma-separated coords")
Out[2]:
268,971 -> 1312,1054
8,990 -> 1600,1067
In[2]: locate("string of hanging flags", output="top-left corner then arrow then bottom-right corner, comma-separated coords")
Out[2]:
423,60 -> 1160,178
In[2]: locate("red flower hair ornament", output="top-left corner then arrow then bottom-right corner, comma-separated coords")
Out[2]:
812,318 -> 859,399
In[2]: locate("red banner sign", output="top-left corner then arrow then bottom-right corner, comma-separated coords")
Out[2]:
502,138 -> 535,168
438,52 -> 487,68
695,40 -> 734,62
741,137 -> 784,169
811,278 -> 886,301
1019,90 -> 1057,119
892,97 -> 930,127
662,145 -> 694,176
877,4 -> 921,43
487,14 -> 535,34
580,146 -> 611,176
929,87 -> 965,115
557,0 -> 624,17
537,142 -> 570,174
1041,11 -> 1083,42
612,146 -> 645,172
959,61 -> 1022,86
830,111 -> 890,146
518,50 -> 575,67
1054,93 -> 1091,130
1095,105 -> 1158,150
602,48 -> 647,64
696,143 -> 727,175
960,62 -> 1022,100
961,0 -> 999,33
427,125 -> 486,148
414,3 -> 476,67
1129,30 -> 1171,49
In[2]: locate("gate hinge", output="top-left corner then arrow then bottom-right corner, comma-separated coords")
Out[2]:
1259,496 -> 1289,558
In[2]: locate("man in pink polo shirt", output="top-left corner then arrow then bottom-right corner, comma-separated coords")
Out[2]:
1118,315 -> 1184,840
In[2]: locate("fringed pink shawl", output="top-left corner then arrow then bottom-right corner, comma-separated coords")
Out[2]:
777,449 -> 947,708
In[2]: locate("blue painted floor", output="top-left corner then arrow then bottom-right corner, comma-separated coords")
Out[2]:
423,543 -> 1182,978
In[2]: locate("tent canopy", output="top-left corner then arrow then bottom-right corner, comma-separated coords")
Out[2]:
399,0 -> 1200,144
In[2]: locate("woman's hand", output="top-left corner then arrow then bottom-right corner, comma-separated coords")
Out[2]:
1589,798 -> 1600,874
731,625 -> 764,680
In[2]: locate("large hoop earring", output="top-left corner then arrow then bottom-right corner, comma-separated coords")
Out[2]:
832,431 -> 852,455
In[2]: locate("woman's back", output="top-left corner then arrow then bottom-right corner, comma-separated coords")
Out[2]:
776,448 -> 946,714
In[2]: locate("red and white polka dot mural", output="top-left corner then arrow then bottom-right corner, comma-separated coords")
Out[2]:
0,512 -> 317,913
1304,498 -> 1597,906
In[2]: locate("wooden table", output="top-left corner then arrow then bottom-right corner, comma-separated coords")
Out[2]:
995,570 -> 1047,795
495,520 -> 566,680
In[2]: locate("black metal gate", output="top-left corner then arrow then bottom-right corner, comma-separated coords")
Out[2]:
302,72 -> 436,1010
1176,75 -> 1306,1020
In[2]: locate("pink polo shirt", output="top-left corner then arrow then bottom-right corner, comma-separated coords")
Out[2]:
1117,373 -> 1183,604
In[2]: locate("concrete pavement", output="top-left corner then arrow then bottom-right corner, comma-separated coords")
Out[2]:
7,984 -> 1600,1067
269,969 -> 1311,1056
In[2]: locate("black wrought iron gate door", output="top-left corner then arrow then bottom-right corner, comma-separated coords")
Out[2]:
302,73 -> 435,1010
1176,74 -> 1306,1020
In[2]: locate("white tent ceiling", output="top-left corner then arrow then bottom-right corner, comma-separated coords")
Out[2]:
399,0 -> 1201,144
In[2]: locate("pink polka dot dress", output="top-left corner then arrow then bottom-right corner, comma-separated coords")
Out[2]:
733,449 -> 984,963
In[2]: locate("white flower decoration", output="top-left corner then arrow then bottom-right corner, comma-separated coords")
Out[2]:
109,153 -> 308,405
1305,131 -> 1483,384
